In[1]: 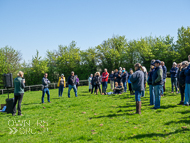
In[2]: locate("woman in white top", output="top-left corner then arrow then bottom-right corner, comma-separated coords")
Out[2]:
88,74 -> 93,92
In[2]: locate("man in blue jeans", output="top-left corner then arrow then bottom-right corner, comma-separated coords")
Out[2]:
152,60 -> 163,109
67,71 -> 78,98
42,73 -> 51,103
170,62 -> 178,93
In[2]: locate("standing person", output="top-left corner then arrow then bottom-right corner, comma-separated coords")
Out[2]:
122,70 -> 128,92
117,70 -> 122,85
147,64 -> 155,106
42,73 -> 51,103
114,69 -> 118,87
57,74 -> 66,97
178,61 -> 188,105
67,71 -> 78,98
88,74 -> 93,92
128,69 -> 134,95
130,63 -> 144,115
141,66 -> 147,97
91,73 -> 97,94
170,62 -> 178,93
184,55 -> 190,106
101,69 -> 109,95
109,71 -> 115,90
12,71 -> 25,116
95,72 -> 102,95
177,63 -> 182,94
76,75 -> 79,90
161,61 -> 167,96
152,60 -> 163,109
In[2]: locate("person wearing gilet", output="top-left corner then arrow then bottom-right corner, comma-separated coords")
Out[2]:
57,74 -> 66,97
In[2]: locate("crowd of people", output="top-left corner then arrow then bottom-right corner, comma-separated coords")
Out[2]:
12,55 -> 190,116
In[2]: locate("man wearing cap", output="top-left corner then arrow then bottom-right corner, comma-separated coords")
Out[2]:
161,61 -> 167,96
170,62 -> 178,93
57,74 -> 66,97
67,71 -> 78,98
152,60 -> 163,109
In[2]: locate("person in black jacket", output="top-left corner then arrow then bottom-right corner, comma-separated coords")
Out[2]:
67,71 -> 77,98
178,62 -> 188,105
95,72 -> 102,95
117,70 -> 122,85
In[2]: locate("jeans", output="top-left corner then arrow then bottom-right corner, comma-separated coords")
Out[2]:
171,77 -> 178,92
59,85 -> 64,97
68,85 -> 78,98
184,83 -> 190,105
179,84 -> 185,102
161,79 -> 166,95
153,85 -> 162,109
13,93 -> 24,115
102,82 -> 107,93
135,91 -> 141,101
149,85 -> 155,105
42,88 -> 50,103
123,81 -> 127,92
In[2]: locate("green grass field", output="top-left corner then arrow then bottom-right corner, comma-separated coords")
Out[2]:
0,79 -> 190,143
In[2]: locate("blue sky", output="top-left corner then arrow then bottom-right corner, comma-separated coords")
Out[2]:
0,0 -> 189,63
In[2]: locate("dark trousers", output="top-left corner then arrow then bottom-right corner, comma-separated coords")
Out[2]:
163,80 -> 166,92
128,83 -> 132,91
95,84 -> 101,94
179,84 -> 185,102
91,85 -> 96,94
12,93 -> 24,115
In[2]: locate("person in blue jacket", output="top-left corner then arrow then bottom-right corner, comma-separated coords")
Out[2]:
170,62 -> 178,93
130,63 -> 144,115
122,70 -> 128,92
161,61 -> 167,96
184,55 -> 190,106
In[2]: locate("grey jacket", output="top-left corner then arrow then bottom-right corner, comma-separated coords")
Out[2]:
42,77 -> 50,88
130,69 -> 144,92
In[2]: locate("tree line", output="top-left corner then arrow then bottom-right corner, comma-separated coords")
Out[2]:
0,26 -> 189,87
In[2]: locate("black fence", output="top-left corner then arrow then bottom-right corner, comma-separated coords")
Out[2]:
0,72 -> 171,95
0,80 -> 89,95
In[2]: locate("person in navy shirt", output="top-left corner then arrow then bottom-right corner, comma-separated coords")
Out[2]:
170,62 -> 178,93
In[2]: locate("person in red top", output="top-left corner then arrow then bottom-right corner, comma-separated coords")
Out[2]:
102,68 -> 109,95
